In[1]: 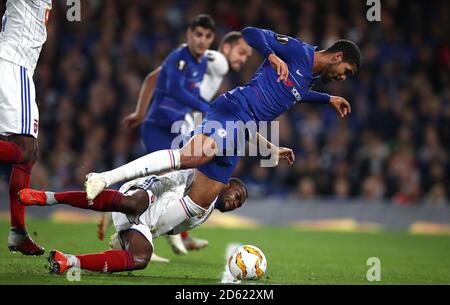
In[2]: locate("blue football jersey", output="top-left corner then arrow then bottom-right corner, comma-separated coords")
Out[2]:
239,27 -> 330,122
146,46 -> 209,127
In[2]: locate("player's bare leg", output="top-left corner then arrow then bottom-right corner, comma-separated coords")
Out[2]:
97,212 -> 113,241
0,134 -> 44,256
48,229 -> 152,274
108,232 -> 169,262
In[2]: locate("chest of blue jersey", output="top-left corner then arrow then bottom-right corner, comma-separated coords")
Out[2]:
182,55 -> 206,93
147,47 -> 207,125
245,46 -> 316,121
165,47 -> 206,97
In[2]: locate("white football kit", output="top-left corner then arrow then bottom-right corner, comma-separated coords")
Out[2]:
112,169 -> 216,247
0,0 -> 52,138
200,50 -> 229,102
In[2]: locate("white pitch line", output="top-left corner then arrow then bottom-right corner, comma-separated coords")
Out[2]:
221,243 -> 241,284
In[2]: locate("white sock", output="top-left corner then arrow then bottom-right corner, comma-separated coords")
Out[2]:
102,149 -> 181,186
156,195 -> 206,235
45,192 -> 57,206
67,254 -> 80,268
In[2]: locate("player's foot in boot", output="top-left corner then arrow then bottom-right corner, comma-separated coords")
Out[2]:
183,235 -> 209,251
48,250 -> 76,274
18,189 -> 48,206
166,234 -> 187,255
8,229 -> 45,256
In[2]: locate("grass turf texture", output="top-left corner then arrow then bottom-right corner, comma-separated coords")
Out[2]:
0,220 -> 449,284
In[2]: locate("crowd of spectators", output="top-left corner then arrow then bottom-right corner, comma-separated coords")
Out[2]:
0,0 -> 448,206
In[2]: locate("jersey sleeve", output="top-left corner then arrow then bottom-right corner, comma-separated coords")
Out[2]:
242,27 -> 302,63
163,52 -> 210,113
206,50 -> 229,76
200,51 -> 228,101
302,90 -> 331,104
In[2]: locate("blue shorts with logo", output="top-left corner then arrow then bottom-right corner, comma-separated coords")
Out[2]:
194,89 -> 256,184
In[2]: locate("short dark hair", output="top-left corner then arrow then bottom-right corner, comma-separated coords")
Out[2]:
229,177 -> 248,200
188,14 -> 216,32
324,40 -> 362,69
219,31 -> 243,51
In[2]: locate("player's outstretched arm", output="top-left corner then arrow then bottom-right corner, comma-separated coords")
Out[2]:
302,92 -> 351,118
122,66 -> 162,129
329,96 -> 352,118
255,132 -> 295,166
242,27 -> 289,82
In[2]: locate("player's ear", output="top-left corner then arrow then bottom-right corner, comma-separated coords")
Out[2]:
222,43 -> 231,55
332,51 -> 343,63
186,28 -> 192,39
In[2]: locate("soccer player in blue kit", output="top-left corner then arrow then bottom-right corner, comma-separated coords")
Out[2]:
85,26 -> 362,234
139,14 -> 215,153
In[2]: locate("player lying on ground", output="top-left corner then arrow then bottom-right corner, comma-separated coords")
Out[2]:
85,26 -> 361,241
18,169 -> 247,274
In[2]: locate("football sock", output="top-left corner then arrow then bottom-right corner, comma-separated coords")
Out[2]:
0,141 -> 23,163
52,190 -> 125,212
76,250 -> 135,272
102,149 -> 180,186
9,162 -> 32,231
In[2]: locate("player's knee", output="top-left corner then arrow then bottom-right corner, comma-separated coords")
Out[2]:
179,151 -> 215,168
179,135 -> 217,168
18,145 -> 37,163
128,191 -> 149,214
10,136 -> 38,163
131,248 -> 152,270
132,253 -> 150,270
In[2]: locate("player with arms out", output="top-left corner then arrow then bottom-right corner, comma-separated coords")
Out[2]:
18,169 -> 247,274
0,0 -> 52,256
99,31 -> 253,257
85,26 -> 362,242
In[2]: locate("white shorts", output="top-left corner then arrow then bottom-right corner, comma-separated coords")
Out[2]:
112,187 -> 155,248
0,58 -> 39,138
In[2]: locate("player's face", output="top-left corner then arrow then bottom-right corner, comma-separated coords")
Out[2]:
216,182 -> 247,212
223,38 -> 253,72
187,26 -> 215,58
321,53 -> 357,83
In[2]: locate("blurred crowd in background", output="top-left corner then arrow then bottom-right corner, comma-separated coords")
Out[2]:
0,0 -> 448,206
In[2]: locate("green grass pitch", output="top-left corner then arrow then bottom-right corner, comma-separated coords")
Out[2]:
1,220 -> 450,284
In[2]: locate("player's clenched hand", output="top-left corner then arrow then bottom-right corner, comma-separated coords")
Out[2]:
122,112 -> 145,129
276,147 -> 295,166
329,96 -> 351,118
268,53 -> 289,82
